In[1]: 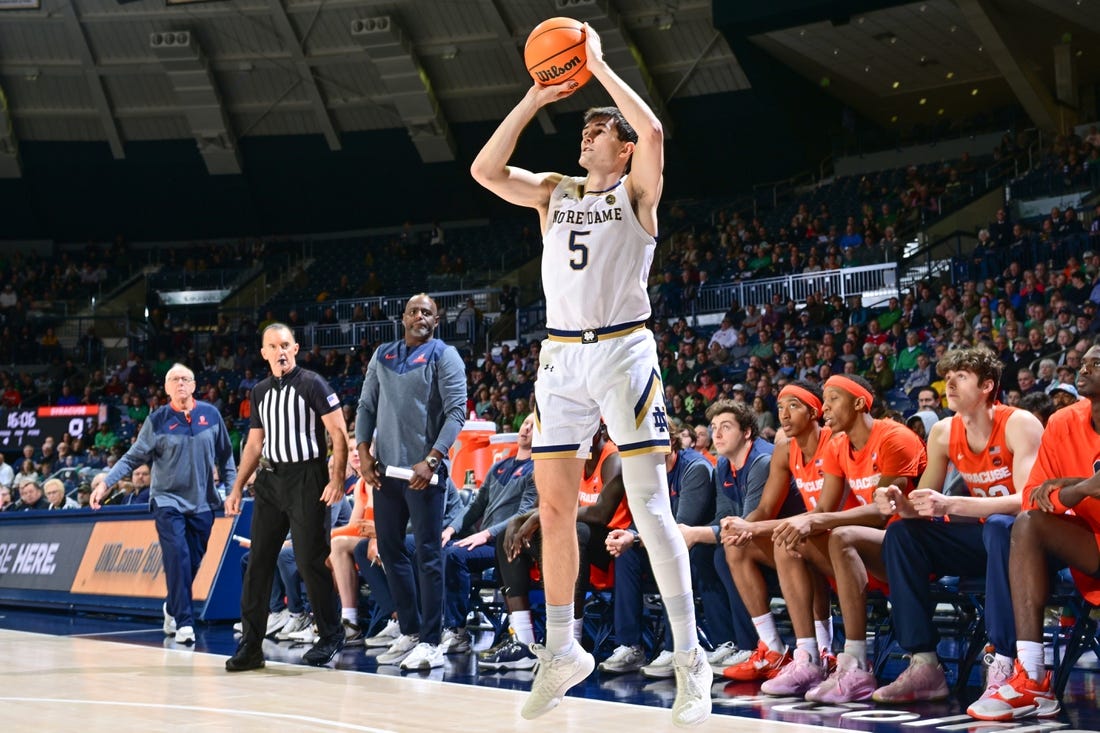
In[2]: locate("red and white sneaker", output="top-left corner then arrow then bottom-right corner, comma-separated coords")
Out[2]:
967,661 -> 1060,721
820,647 -> 837,675
722,640 -> 791,682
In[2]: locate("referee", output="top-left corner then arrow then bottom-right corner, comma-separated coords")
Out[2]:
225,323 -> 349,671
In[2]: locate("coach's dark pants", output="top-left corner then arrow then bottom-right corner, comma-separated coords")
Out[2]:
239,459 -> 340,647
374,472 -> 446,645
155,502 -> 213,630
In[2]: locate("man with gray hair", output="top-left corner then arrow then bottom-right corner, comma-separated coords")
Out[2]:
91,363 -> 237,646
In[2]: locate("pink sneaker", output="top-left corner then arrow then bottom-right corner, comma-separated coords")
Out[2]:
967,660 -> 1060,721
760,648 -> 826,696
871,656 -> 949,703
805,652 -> 876,703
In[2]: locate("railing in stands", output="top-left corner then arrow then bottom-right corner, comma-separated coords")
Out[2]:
688,263 -> 899,317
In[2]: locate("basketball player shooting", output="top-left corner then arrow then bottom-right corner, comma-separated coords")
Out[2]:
471,21 -> 712,728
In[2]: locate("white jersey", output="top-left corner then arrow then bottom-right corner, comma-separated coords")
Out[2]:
543,174 -> 655,331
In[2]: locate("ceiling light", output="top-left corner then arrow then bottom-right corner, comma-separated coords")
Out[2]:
970,88 -> 979,95
864,65 -> 871,72
937,108 -> 945,115
919,98 -> 927,105
890,115 -> 899,123
945,71 -> 955,79
892,81 -> 901,89
833,48 -> 839,55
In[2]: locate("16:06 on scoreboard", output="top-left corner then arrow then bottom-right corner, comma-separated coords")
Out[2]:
0,405 -> 107,450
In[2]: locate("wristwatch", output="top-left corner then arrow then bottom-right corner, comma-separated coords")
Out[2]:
425,456 -> 440,471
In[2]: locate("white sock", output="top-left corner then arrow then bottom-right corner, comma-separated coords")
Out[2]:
621,455 -> 698,652
752,613 -> 783,653
510,610 -> 535,645
573,617 -> 584,643
844,639 -> 867,669
912,651 -> 938,666
815,618 -> 833,653
342,608 -> 357,624
546,603 -> 575,655
1017,640 -> 1044,681
796,637 -> 818,662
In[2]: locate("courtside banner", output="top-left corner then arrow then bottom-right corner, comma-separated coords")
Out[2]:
70,517 -> 233,600
0,523 -> 95,591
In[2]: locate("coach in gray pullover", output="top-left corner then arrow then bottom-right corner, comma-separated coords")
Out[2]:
355,293 -> 467,667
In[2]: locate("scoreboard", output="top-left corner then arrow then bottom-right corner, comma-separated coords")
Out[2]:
0,405 -> 107,450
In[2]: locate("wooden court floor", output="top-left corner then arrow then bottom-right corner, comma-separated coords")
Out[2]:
0,629 -> 845,733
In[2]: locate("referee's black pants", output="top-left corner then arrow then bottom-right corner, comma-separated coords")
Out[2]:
374,472 -> 445,645
239,458 -> 341,646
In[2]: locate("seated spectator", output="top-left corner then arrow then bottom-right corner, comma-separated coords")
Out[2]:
480,425 -> 623,672
601,430 -> 715,675
13,458 -> 39,489
16,480 -> 49,511
0,485 -> 12,511
102,465 -> 151,506
43,478 -> 79,510
0,452 -> 13,489
75,483 -> 92,508
441,416 -> 537,653
93,422 -> 120,451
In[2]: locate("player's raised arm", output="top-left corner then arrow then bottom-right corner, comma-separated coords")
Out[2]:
470,84 -> 574,215
581,24 -> 663,233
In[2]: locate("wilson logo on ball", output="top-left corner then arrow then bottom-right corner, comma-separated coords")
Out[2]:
534,55 -> 583,83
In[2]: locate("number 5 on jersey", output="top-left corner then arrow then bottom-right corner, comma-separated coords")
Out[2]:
568,230 -> 590,270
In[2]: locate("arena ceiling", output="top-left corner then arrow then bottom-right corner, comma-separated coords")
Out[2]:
0,0 -> 1096,176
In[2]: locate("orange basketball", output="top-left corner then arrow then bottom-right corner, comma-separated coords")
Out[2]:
524,17 -> 591,89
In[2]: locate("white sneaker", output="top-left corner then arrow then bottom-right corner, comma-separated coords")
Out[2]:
376,634 -> 420,665
162,602 -> 176,636
287,624 -> 319,644
265,609 -> 291,637
400,642 -> 445,670
440,628 -> 472,654
521,641 -> 595,719
707,641 -> 749,670
364,618 -> 402,648
276,613 -> 312,641
598,644 -> 646,674
642,649 -> 676,678
672,647 -> 712,727
174,626 -> 196,645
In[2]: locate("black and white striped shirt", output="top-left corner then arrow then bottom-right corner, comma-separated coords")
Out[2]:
250,366 -> 340,463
